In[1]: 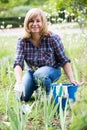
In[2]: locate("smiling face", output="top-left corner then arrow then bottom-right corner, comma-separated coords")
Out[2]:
24,8 -> 49,38
28,15 -> 43,34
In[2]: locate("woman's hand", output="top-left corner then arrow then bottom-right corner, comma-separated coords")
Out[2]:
14,81 -> 25,100
70,79 -> 80,86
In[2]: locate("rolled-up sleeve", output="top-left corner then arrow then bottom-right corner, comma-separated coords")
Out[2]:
13,38 -> 25,70
52,34 -> 70,67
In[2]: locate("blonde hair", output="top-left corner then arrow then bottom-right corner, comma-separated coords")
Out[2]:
23,8 -> 50,38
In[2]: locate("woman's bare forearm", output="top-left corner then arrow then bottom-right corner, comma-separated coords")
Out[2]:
63,62 -> 74,82
63,62 -> 79,85
14,65 -> 23,83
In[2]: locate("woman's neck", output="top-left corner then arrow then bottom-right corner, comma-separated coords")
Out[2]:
31,33 -> 41,47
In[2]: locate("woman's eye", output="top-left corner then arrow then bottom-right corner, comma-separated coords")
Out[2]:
29,20 -> 34,23
37,19 -> 41,22
29,19 -> 41,23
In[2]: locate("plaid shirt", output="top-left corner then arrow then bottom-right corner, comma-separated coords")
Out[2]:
13,33 -> 70,71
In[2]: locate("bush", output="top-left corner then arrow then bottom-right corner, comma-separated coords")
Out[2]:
0,6 -> 31,17
0,17 -> 24,28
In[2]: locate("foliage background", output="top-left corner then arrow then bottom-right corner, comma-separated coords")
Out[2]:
0,0 -> 87,17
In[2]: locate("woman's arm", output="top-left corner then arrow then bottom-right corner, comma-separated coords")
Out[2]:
14,65 -> 25,98
63,62 -> 79,85
14,65 -> 23,83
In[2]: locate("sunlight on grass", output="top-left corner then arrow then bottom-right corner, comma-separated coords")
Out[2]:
0,36 -> 17,58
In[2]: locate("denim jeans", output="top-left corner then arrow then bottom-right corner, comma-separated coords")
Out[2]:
21,66 -> 61,102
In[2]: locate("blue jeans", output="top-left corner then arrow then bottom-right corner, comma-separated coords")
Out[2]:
21,66 -> 61,102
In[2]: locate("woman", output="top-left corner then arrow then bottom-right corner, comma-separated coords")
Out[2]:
13,8 -> 78,103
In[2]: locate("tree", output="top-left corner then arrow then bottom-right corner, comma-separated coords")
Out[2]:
0,0 -> 48,10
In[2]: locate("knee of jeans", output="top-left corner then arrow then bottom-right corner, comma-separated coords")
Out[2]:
42,76 -> 51,86
34,73 -> 51,87
33,72 -> 45,81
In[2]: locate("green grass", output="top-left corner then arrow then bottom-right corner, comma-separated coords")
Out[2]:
0,36 -> 17,58
63,33 -> 86,57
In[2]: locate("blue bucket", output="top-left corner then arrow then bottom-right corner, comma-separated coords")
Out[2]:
51,84 -> 78,109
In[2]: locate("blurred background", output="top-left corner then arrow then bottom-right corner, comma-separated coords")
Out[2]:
0,0 -> 87,29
